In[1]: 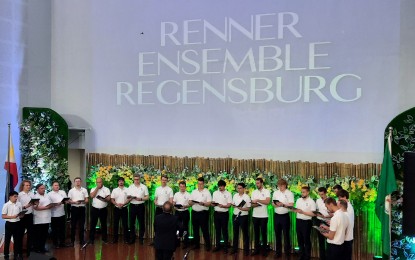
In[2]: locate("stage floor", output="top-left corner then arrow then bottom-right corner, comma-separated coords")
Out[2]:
32,239 -> 302,260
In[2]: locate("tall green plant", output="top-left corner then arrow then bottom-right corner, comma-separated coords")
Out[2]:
20,110 -> 69,191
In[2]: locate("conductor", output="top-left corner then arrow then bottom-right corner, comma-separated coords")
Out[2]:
154,201 -> 180,260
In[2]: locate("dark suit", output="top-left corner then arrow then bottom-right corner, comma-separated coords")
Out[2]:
154,212 -> 180,260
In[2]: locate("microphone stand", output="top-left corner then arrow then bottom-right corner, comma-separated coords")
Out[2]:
80,241 -> 89,260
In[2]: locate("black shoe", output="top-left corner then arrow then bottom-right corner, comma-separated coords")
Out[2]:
67,242 -> 74,247
59,243 -> 66,248
4,255 -> 9,260
80,240 -> 86,245
54,244 -> 60,249
251,249 -> 260,256
224,249 -> 228,254
212,247 -> 221,252
89,240 -> 95,245
139,239 -> 144,245
111,240 -> 118,244
244,250 -> 250,256
229,249 -> 237,255
262,250 -> 269,257
192,245 -> 200,250
102,240 -> 109,244
274,252 -> 282,258
182,244 -> 188,249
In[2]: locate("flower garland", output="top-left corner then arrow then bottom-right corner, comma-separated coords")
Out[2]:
87,164 -> 378,213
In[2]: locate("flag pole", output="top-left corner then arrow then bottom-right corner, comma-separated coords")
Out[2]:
6,123 -> 11,200
388,126 -> 393,260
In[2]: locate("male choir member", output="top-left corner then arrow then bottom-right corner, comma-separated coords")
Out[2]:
154,202 -> 181,260
67,177 -> 89,246
48,181 -> 68,248
212,180 -> 232,254
127,173 -> 149,244
111,177 -> 130,244
272,179 -> 294,258
189,177 -> 212,251
293,186 -> 316,260
315,187 -> 330,260
332,185 -> 343,197
89,177 -> 111,244
154,175 -> 174,216
2,191 -> 24,260
33,184 -> 53,253
320,197 -> 349,259
230,183 -> 251,256
173,181 -> 191,248
337,189 -> 354,260
18,180 -> 34,256
251,177 -> 271,256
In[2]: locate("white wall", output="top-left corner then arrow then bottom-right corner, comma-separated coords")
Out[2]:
49,0 -> 415,164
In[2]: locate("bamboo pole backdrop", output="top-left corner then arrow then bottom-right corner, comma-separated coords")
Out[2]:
86,153 -> 382,259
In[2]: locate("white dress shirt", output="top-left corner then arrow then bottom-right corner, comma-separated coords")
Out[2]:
272,189 -> 294,214
2,201 -> 23,223
91,186 -> 111,209
127,183 -> 149,205
111,187 -> 129,205
173,191 -> 191,211
155,186 -> 173,206
251,188 -> 270,218
212,190 -> 232,212
18,191 -> 34,214
345,201 -> 355,241
190,188 -> 212,212
68,187 -> 89,207
295,197 -> 316,220
316,197 -> 329,220
48,190 -> 67,217
33,193 -> 52,224
328,209 -> 349,245
232,193 -> 251,216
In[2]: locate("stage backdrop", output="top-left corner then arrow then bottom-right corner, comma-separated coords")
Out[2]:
51,0 -> 402,163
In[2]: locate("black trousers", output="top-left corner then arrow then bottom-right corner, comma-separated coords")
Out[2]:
51,215 -> 66,245
232,214 -> 249,252
33,223 -> 49,252
327,243 -> 344,260
274,213 -> 291,255
316,219 -> 327,260
89,207 -> 108,242
70,206 -> 86,243
21,213 -> 33,253
129,204 -> 146,241
175,210 -> 190,245
192,210 -> 211,247
296,219 -> 312,260
214,211 -> 229,248
343,240 -> 353,260
4,221 -> 23,257
252,217 -> 268,251
155,249 -> 174,260
113,207 -> 129,241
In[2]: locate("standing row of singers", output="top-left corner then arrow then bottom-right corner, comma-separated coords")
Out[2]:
2,174 -> 354,260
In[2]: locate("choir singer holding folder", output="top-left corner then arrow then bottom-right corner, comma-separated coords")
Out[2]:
230,183 -> 251,256
33,184 -> 53,253
89,177 -> 111,244
48,181 -> 68,248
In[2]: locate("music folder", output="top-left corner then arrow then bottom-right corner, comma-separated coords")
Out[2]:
236,200 -> 246,207
29,198 -> 40,204
18,210 -> 27,217
312,225 -> 329,233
